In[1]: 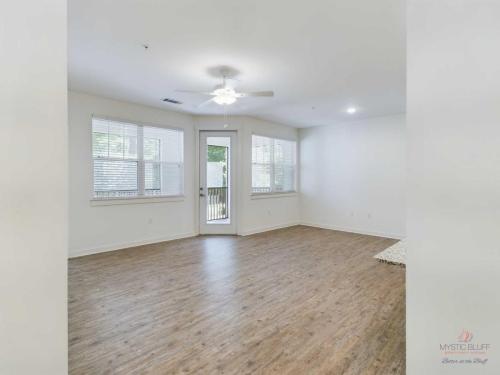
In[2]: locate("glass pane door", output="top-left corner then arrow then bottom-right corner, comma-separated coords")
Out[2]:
199,131 -> 237,234
206,138 -> 230,224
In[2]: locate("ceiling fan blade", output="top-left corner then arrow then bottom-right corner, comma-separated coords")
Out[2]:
196,98 -> 215,108
176,89 -> 215,96
236,91 -> 274,98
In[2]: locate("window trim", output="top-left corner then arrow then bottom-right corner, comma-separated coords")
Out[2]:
90,195 -> 185,206
250,192 -> 298,199
90,115 -> 185,202
250,132 -> 298,196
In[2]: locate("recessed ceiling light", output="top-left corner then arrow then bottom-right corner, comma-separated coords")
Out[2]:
346,107 -> 357,114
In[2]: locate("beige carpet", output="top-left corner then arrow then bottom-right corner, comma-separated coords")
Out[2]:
374,240 -> 406,266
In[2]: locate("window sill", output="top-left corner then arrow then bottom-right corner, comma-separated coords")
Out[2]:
90,195 -> 185,206
250,192 -> 298,200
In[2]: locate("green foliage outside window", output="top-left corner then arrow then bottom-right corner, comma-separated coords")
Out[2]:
208,145 -> 227,162
208,145 -> 228,187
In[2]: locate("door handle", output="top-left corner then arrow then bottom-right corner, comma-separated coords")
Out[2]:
199,193 -> 205,197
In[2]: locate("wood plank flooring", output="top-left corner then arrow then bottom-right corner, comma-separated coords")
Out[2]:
69,225 -> 405,374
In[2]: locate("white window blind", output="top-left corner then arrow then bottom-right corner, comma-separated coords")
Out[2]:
252,135 -> 296,193
92,117 -> 184,199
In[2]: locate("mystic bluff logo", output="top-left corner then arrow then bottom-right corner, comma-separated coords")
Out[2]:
440,330 -> 491,366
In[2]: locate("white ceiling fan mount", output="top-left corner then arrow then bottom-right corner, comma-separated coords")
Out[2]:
176,72 -> 274,108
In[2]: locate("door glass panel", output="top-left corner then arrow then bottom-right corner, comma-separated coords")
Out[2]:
206,137 -> 230,224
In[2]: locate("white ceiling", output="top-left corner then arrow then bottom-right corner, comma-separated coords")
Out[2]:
69,0 -> 405,128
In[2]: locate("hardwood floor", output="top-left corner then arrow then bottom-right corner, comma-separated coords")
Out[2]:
69,226 -> 405,374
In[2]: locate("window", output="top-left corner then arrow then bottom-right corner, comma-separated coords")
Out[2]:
92,117 -> 184,199
252,135 -> 296,194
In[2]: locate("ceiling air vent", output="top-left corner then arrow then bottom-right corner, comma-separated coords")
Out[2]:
162,98 -> 182,105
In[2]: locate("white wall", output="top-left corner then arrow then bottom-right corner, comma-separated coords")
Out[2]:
69,93 -> 300,256
300,114 -> 406,239
69,91 -> 404,260
0,0 -> 68,373
69,92 -> 196,256
195,116 -> 300,235
407,2 -> 500,374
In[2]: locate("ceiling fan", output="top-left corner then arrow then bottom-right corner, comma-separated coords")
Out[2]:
176,75 -> 274,107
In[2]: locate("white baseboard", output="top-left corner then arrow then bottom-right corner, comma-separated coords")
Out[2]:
238,222 -> 301,236
69,223 -> 403,258
300,222 -> 404,240
69,232 -> 197,258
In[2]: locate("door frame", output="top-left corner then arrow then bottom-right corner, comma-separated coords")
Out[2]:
196,130 -> 239,235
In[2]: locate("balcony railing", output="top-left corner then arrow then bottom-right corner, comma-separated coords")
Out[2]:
207,187 -> 228,221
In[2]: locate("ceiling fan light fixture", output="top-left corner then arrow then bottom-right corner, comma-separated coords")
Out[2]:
213,94 -> 236,105
176,73 -> 273,107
